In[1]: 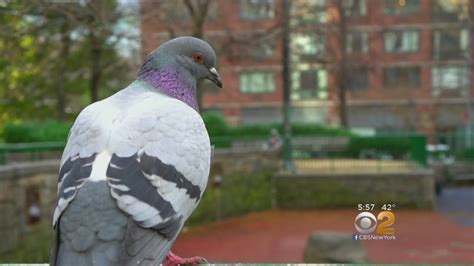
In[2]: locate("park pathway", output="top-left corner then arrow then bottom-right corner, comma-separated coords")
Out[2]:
437,187 -> 474,227
173,209 -> 474,263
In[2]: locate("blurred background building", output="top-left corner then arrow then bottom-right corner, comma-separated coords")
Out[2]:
140,0 -> 474,142
1,1 -> 473,263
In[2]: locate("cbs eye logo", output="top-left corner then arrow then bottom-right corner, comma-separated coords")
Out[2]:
354,211 -> 395,235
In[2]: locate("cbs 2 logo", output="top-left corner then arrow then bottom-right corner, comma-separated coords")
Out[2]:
354,211 -> 395,235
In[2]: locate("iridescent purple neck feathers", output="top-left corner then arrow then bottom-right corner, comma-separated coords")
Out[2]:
139,67 -> 199,111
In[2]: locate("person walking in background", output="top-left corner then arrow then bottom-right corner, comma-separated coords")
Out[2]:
268,128 -> 282,151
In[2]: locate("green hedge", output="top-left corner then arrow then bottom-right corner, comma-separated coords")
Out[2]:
3,120 -> 71,143
458,148 -> 474,161
2,114 -> 350,144
203,112 -> 352,137
202,112 -> 353,148
1,115 -> 421,162
204,113 -> 423,162
346,136 -> 412,159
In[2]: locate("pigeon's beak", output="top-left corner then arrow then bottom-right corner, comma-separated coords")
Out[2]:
207,67 -> 223,88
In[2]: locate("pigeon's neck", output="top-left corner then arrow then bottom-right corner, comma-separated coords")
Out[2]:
139,66 -> 199,111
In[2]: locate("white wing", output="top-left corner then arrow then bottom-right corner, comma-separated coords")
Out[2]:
106,91 -> 211,237
53,99 -> 116,226
105,86 -> 211,264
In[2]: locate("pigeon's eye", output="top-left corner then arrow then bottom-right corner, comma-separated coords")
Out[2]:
193,53 -> 203,63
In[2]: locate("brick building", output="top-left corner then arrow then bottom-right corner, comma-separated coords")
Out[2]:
139,0 -> 474,140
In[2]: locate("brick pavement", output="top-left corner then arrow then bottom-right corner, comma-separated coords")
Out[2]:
173,210 -> 474,263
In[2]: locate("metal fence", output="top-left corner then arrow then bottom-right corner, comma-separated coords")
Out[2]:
2,132 -> 470,174
0,142 -> 64,165
291,135 -> 427,173
212,134 -> 428,173
434,131 -> 473,156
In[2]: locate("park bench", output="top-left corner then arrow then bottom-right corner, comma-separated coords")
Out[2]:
292,136 -> 350,152
230,136 -> 350,154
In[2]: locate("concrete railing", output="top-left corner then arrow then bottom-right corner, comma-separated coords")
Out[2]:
274,170 -> 436,209
0,160 -> 59,254
0,150 -> 281,255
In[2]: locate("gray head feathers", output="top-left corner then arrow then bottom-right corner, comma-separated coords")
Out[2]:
136,36 -> 222,111
137,36 -> 218,78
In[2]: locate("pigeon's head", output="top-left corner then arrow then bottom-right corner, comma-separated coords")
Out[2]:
137,36 -> 222,111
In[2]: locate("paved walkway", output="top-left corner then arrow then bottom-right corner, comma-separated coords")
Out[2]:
437,187 -> 474,227
173,210 -> 474,264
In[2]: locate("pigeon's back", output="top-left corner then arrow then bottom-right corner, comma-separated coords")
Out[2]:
50,81 -> 211,266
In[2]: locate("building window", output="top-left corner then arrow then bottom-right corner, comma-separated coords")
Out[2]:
291,0 -> 326,24
384,30 -> 419,53
240,0 -> 274,21
291,33 -> 325,61
382,0 -> 420,16
432,0 -> 469,22
291,68 -> 328,100
226,34 -> 275,60
343,0 -> 367,17
432,66 -> 469,96
250,36 -> 275,58
240,71 -> 275,93
347,67 -> 369,91
158,1 -> 218,22
433,29 -> 469,60
383,66 -> 420,88
346,31 -> 368,53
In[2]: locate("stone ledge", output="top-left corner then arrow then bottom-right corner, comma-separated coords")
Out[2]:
214,148 -> 279,156
274,170 -> 436,209
0,160 -> 60,180
275,169 -> 434,179
304,231 -> 370,263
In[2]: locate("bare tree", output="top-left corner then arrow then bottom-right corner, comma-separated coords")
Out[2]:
35,0 -> 137,105
56,20 -> 71,121
46,0 -> 136,103
331,0 -> 349,127
82,0 -> 123,103
40,2 -> 76,121
182,0 -> 212,38
148,0 -> 214,109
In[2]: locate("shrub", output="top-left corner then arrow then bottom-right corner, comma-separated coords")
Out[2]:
200,113 -> 353,148
202,111 -> 352,138
226,123 -> 352,138
292,124 -> 352,136
202,111 -> 228,136
346,136 -> 412,159
458,148 -> 474,161
227,124 -> 280,137
3,120 -> 71,143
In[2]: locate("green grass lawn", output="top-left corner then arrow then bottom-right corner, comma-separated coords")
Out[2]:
0,222 -> 53,263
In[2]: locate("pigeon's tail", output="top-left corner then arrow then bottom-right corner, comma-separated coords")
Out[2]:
53,180 -> 128,266
117,218 -> 177,266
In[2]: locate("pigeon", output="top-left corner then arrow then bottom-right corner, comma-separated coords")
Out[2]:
50,36 -> 222,266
